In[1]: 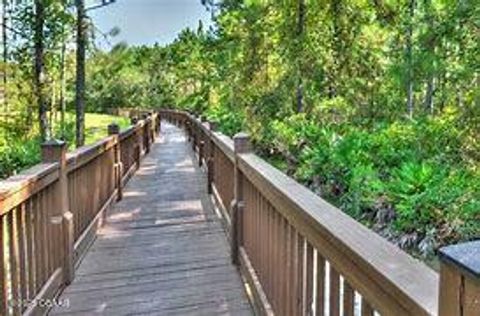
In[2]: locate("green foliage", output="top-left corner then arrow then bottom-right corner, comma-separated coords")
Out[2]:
205,105 -> 245,136
0,113 -> 130,179
0,136 -> 41,180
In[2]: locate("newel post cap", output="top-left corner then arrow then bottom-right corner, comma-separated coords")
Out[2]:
233,132 -> 251,154
439,240 -> 480,280
108,123 -> 120,135
41,139 -> 67,162
209,121 -> 218,131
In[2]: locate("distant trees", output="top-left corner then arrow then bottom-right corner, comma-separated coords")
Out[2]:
84,0 -> 479,122
1,0 -> 116,146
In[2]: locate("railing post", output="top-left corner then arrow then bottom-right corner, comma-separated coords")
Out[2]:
131,118 -> 141,169
156,112 -> 161,134
438,241 -> 480,316
186,121 -> 192,142
142,114 -> 151,154
108,123 -> 123,201
207,121 -> 217,194
198,119 -> 205,167
192,118 -> 197,151
149,114 -> 155,144
231,132 -> 251,265
199,116 -> 208,167
41,140 -> 74,285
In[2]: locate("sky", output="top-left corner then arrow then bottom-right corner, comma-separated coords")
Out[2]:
89,0 -> 213,49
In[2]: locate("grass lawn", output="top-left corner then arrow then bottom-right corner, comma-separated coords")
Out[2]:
61,112 -> 131,147
0,112 -> 132,179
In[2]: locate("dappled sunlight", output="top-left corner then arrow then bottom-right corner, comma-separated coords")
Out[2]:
154,213 -> 207,226
108,207 -> 141,221
97,224 -> 133,238
92,302 -> 108,313
123,190 -> 147,198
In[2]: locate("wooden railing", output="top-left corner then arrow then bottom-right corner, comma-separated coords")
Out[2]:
0,112 -> 160,316
161,109 -> 480,316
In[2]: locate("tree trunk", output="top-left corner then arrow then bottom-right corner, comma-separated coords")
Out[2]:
2,0 -> 7,124
405,0 -> 415,118
423,0 -> 435,114
75,0 -> 86,147
34,0 -> 47,141
328,0 -> 341,99
424,77 -> 435,114
476,72 -> 480,109
60,0 -> 67,139
296,0 -> 306,112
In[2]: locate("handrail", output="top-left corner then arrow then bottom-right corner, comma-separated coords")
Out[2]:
0,112 -> 161,316
66,136 -> 117,172
160,109 -> 480,316
0,163 -> 59,215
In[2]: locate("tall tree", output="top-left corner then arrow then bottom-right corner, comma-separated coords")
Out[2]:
75,0 -> 86,147
60,0 -> 67,138
296,0 -> 305,113
2,0 -> 7,122
34,0 -> 47,141
405,0 -> 415,118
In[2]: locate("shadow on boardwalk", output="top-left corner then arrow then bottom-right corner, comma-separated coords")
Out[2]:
50,123 -> 252,315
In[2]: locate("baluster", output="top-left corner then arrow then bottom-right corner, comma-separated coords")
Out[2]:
282,220 -> 291,316
1,215 -> 8,315
8,209 -> 21,315
316,253 -> 326,316
266,203 -> 272,301
343,280 -> 355,316
25,201 -> 35,300
34,194 -> 43,292
361,298 -> 374,316
304,242 -> 314,316
329,266 -> 340,316
18,204 -> 27,305
295,233 -> 305,315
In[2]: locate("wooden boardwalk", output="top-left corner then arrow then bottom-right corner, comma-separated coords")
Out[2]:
50,123 -> 253,315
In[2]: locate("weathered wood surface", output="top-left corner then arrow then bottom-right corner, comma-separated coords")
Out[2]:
50,123 -> 252,315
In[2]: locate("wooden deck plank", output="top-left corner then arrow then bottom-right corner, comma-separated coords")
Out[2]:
50,123 -> 253,315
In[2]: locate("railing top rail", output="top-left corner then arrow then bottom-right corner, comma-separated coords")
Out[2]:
186,113 -> 235,161
119,126 -> 136,141
0,162 -> 59,215
212,132 -> 235,161
67,135 -> 117,172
